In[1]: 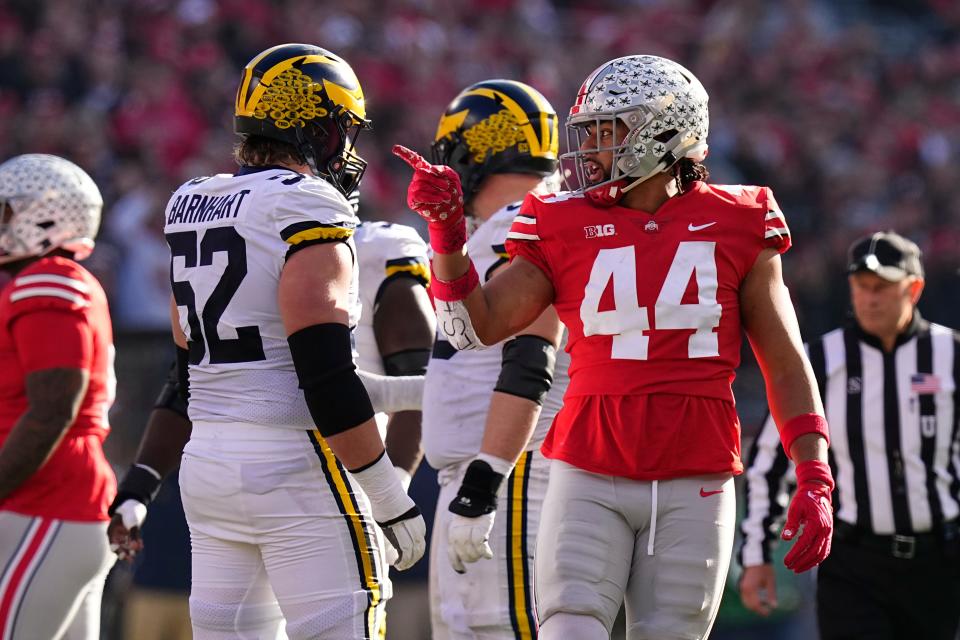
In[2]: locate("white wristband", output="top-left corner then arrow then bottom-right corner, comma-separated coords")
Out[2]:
350,451 -> 413,524
394,467 -> 413,493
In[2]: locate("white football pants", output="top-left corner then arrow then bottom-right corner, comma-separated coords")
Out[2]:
180,422 -> 391,640
430,450 -> 548,639
536,461 -> 736,640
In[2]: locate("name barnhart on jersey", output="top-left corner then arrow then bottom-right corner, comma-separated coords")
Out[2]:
167,190 -> 251,225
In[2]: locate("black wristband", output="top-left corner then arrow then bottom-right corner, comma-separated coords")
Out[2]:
448,460 -> 505,518
108,465 -> 162,516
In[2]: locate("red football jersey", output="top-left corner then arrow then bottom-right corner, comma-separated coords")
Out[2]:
506,182 -> 790,479
0,256 -> 116,521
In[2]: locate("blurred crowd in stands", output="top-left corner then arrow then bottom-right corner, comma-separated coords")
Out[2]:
0,0 -> 957,336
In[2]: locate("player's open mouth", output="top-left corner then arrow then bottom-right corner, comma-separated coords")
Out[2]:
583,160 -> 605,184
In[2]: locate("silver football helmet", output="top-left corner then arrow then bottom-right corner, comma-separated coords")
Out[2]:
0,154 -> 103,265
563,55 -> 709,196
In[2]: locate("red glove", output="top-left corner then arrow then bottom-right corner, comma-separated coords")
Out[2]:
393,144 -> 466,254
782,460 -> 834,573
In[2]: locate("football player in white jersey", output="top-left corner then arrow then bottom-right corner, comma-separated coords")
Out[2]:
160,43 -> 426,640
108,200 -> 434,637
414,80 -> 570,639
353,219 -> 434,488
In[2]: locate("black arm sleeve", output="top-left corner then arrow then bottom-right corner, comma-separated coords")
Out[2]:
175,347 -> 190,407
155,360 -> 189,419
382,348 -> 431,377
288,323 -> 375,437
493,335 -> 557,405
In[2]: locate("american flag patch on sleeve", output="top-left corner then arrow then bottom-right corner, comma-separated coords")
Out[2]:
507,215 -> 539,241
911,373 -> 941,393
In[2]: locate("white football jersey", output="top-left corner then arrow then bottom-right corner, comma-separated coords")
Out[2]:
164,166 -> 360,428
422,203 -> 570,470
353,221 -> 430,375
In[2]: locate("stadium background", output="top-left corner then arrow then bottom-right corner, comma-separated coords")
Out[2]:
1,0 -> 958,637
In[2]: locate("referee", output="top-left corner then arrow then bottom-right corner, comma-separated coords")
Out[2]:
738,231 -> 960,639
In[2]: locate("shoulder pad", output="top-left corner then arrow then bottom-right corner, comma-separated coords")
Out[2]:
4,258 -> 95,320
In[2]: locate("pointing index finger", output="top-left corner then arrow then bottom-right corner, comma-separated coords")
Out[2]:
392,144 -> 435,173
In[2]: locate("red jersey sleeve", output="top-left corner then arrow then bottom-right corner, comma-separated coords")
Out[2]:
12,310 -> 93,372
505,191 -> 553,280
5,268 -> 95,372
759,186 -> 791,254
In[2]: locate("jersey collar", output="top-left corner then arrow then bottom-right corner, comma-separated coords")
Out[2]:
235,164 -> 291,176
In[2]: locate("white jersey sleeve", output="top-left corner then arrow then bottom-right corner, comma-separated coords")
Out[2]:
164,166 -> 360,429
353,221 -> 430,375
422,203 -> 570,470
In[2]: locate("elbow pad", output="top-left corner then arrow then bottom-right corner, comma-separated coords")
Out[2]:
175,347 -> 190,408
155,360 -> 189,419
382,349 -> 430,377
494,335 -> 557,405
288,323 -> 374,437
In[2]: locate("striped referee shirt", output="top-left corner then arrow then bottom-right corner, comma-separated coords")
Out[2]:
739,313 -> 960,567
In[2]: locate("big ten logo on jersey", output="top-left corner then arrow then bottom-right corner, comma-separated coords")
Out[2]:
584,223 -> 616,239
580,241 -> 721,361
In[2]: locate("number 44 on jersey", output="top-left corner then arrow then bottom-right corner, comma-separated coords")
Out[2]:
580,241 -> 722,360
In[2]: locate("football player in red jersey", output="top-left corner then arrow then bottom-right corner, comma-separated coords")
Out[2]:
0,154 -> 116,640
396,55 -> 835,639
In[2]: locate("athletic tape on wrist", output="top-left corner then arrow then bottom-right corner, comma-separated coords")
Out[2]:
780,413 -> 830,459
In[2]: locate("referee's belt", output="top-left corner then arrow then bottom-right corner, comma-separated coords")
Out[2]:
834,520 -> 959,560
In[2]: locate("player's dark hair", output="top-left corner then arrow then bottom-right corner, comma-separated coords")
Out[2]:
234,135 -> 307,168
673,158 -> 709,194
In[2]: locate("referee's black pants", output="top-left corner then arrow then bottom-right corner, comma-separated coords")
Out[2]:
817,537 -> 960,639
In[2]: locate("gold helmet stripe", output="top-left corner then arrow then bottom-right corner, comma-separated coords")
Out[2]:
235,44 -> 286,114
237,54 -> 366,120
511,82 -> 558,156
434,109 -> 470,142
322,79 -> 366,122
461,88 -> 556,159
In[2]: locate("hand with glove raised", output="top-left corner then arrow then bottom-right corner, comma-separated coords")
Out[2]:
447,454 -> 512,574
782,460 -> 835,573
392,144 -> 467,254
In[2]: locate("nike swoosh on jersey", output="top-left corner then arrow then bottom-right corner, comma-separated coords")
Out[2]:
699,487 -> 723,497
688,222 -> 717,231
